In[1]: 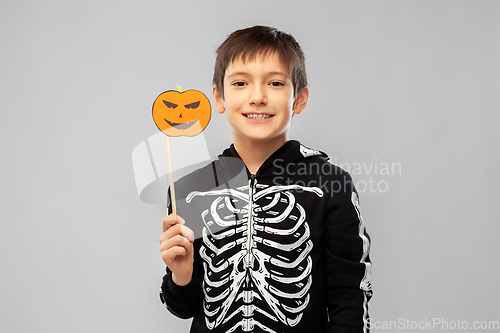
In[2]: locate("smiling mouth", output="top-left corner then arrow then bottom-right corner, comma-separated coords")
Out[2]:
164,118 -> 199,130
243,113 -> 274,120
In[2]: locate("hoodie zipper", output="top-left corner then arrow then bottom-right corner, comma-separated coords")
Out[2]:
245,174 -> 256,270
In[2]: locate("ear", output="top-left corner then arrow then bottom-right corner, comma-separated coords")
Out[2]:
213,84 -> 225,114
293,87 -> 309,115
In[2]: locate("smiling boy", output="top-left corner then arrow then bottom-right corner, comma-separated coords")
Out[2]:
159,26 -> 372,332
213,51 -> 308,174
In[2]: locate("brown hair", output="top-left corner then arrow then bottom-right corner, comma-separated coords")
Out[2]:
213,25 -> 307,99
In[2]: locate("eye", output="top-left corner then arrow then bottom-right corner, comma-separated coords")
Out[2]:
232,81 -> 246,87
270,81 -> 284,87
184,101 -> 200,109
163,100 -> 178,109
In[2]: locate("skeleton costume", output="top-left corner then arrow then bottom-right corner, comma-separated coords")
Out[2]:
160,140 -> 372,333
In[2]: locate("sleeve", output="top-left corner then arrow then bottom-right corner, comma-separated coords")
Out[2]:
158,188 -> 203,319
159,264 -> 203,319
324,172 -> 372,333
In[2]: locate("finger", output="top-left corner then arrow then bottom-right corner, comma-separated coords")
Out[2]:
162,246 -> 187,265
160,234 -> 192,253
161,238 -> 194,265
179,225 -> 194,242
160,223 -> 194,243
162,214 -> 185,232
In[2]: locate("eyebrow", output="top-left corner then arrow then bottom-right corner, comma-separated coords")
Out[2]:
227,71 -> 289,79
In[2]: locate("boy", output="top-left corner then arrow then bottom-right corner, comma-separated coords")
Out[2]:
159,25 -> 372,332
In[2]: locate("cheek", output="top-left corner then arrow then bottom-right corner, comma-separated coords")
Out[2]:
222,96 -> 239,113
281,89 -> 295,104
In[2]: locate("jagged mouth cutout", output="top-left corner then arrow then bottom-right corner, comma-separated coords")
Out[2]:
164,118 -> 199,130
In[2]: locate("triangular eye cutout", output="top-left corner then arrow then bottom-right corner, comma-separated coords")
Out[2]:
163,100 -> 178,109
184,101 -> 200,109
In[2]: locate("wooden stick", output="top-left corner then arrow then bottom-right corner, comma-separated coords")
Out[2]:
166,135 -> 176,215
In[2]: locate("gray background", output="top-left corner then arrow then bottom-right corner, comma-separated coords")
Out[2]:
1,1 -> 499,332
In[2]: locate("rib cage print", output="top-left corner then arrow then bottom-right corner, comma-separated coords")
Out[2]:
186,180 -> 324,332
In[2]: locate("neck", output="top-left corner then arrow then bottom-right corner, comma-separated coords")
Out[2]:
233,137 -> 287,175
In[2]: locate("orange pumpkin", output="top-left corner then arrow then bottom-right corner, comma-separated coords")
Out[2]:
152,87 -> 211,137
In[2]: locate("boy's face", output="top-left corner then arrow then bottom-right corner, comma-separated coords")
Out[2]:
214,53 -> 308,148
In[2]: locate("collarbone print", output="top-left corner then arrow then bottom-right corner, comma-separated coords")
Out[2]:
186,180 -> 324,332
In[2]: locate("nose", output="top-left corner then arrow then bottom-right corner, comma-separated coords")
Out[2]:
249,86 -> 267,105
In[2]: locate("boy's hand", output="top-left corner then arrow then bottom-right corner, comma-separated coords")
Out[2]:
160,214 -> 195,286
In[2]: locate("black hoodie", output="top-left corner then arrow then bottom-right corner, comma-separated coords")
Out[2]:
160,140 -> 372,333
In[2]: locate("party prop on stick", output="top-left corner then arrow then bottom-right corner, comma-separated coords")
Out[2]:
152,86 -> 211,214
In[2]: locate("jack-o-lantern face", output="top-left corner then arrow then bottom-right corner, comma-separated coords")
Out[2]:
152,89 -> 211,137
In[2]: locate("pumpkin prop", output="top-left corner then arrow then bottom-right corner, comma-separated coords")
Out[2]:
152,86 -> 212,215
152,86 -> 211,137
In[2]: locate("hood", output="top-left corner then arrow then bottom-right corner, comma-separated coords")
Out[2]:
220,140 -> 329,178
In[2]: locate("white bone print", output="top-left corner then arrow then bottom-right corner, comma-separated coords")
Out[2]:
186,180 -> 323,332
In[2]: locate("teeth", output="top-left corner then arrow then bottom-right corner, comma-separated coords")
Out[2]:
245,114 -> 271,119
